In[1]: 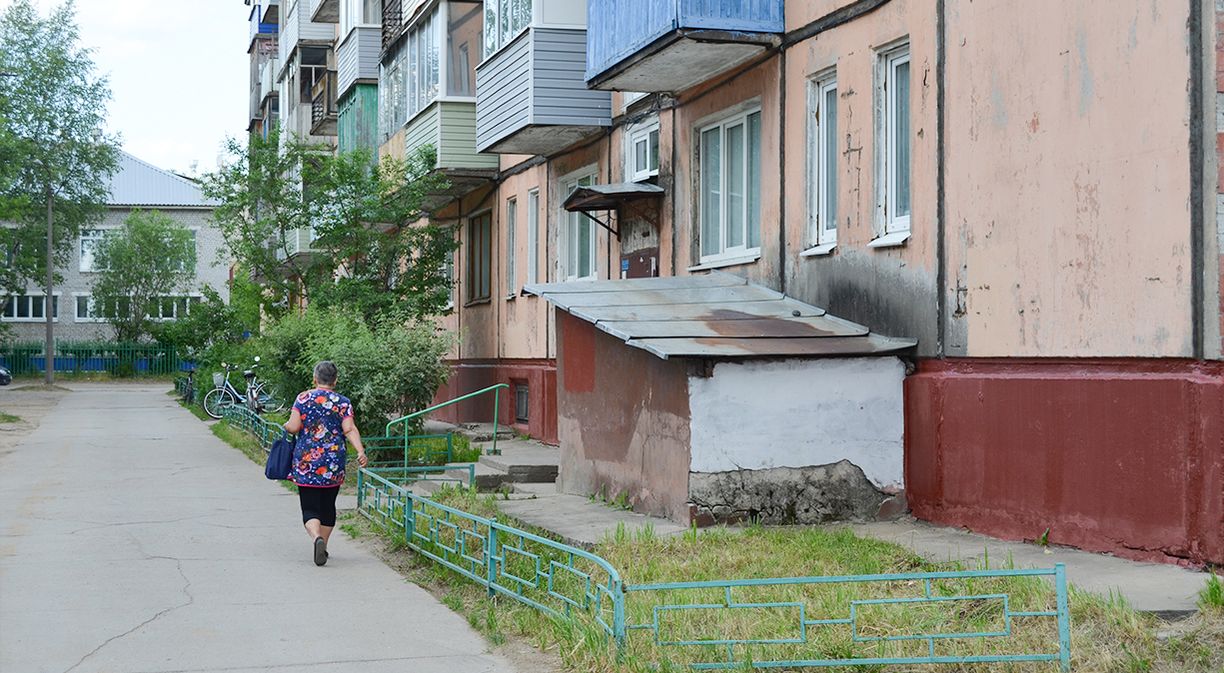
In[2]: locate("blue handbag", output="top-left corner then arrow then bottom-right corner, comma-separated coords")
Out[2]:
265,432 -> 295,480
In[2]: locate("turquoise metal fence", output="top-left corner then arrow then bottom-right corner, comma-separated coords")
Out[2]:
223,405 -> 280,451
385,383 -> 509,457
1,340 -> 189,376
357,469 -> 1072,671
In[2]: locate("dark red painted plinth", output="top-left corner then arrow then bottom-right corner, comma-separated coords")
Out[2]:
906,359 -> 1224,566
432,359 -> 558,445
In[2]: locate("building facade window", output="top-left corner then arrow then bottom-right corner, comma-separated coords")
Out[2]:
2,294 -> 59,322
79,229 -> 109,272
628,120 -> 660,183
562,173 -> 596,281
466,211 -> 492,302
878,43 -> 911,238
483,0 -> 532,58
340,0 -> 380,36
526,188 -> 539,285
514,380 -> 529,424
698,107 -> 762,262
808,74 -> 838,250
442,245 -> 455,310
505,197 -> 517,295
75,294 -> 199,322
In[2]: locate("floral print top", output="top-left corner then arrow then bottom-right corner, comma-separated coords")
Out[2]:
291,388 -> 354,488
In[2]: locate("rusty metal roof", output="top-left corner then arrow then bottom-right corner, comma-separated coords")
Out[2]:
523,272 -> 917,360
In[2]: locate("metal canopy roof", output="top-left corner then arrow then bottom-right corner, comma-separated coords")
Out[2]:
563,183 -> 664,212
523,272 -> 917,360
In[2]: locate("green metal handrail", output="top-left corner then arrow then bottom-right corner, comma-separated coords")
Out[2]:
384,383 -> 510,457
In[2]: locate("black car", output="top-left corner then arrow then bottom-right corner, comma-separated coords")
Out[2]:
0,366 -> 11,386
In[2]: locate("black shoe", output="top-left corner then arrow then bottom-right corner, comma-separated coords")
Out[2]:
313,537 -> 327,566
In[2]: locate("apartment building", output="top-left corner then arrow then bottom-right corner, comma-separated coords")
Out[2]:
246,0 -> 1223,566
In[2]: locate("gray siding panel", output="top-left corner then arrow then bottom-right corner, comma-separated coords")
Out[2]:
475,31 -> 533,152
475,27 -> 610,153
337,27 -> 379,98
531,28 -> 611,127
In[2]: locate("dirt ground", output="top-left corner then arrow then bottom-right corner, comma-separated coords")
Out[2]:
0,383 -> 69,460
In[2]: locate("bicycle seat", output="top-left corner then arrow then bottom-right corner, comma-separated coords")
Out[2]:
242,369 -> 255,378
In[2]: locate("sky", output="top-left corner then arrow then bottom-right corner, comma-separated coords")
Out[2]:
2,0 -> 251,177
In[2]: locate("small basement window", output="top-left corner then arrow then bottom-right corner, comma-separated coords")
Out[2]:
514,381 -> 529,424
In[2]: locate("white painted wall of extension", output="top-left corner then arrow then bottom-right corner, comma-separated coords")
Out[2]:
687,357 -> 906,491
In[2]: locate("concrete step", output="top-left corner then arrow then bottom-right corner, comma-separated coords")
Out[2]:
477,440 -> 559,483
457,422 -> 515,443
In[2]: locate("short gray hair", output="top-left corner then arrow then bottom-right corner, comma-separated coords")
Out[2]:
313,361 -> 338,386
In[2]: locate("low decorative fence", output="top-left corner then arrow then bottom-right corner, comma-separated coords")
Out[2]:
2,341 -> 189,376
358,472 -> 1071,671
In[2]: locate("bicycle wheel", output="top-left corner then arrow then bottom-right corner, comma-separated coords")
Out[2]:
203,388 -> 236,419
256,384 -> 286,413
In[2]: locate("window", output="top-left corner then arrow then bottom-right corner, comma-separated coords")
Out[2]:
526,189 -> 539,284
629,121 -> 660,182
877,43 -> 911,240
379,39 -> 407,141
466,212 -> 492,302
505,197 -> 517,295
698,108 -> 762,262
442,247 -> 455,310
2,294 -> 59,322
341,0 -> 380,35
807,74 -> 838,251
79,229 -> 110,272
622,91 -> 647,109
514,381 -> 529,424
562,173 -> 596,281
76,294 -> 198,322
483,0 -> 532,58
179,230 -> 198,272
447,1 -> 481,97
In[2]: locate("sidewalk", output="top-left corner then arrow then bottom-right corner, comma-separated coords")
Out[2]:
0,383 -> 520,673
490,485 -> 1210,617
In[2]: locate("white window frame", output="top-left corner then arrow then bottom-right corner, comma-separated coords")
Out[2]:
505,196 -> 517,297
805,72 -> 838,256
482,0 -> 534,60
560,167 -> 598,282
442,243 -> 456,311
74,293 -> 102,323
696,105 -> 762,267
873,42 -> 912,247
1,293 -> 61,322
627,119 -> 660,183
79,228 -> 111,273
526,188 -> 539,285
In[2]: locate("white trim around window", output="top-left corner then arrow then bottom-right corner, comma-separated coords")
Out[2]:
558,166 -> 599,282
1,293 -> 61,322
805,71 -> 838,257
697,105 -> 763,265
875,41 -> 912,247
505,196 -> 517,298
627,118 -> 660,183
526,188 -> 540,286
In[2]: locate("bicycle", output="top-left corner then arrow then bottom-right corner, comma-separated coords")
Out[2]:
245,359 -> 285,414
202,363 -> 245,419
202,357 -> 284,418
181,366 -> 195,404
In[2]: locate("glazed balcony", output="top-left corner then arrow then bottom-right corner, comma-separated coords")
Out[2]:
585,0 -> 784,92
275,227 -> 319,262
476,26 -> 611,155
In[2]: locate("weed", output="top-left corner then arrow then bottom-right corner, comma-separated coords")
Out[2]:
1199,571 -> 1223,610
1036,527 -> 1051,547
339,523 -> 362,539
0,411 -> 22,423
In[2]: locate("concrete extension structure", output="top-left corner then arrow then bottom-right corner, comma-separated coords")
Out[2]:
240,1 -> 1224,567
2,152 -> 227,341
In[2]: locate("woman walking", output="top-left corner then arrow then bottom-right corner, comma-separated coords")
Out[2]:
283,361 -> 367,566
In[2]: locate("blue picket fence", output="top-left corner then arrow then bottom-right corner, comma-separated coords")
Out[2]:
2,341 -> 190,376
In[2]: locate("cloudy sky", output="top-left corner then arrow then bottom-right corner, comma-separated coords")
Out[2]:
3,0 -> 250,177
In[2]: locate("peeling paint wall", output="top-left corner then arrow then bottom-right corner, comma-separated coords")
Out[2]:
945,1 -> 1195,357
555,312 -> 693,521
783,0 -> 940,355
688,357 -> 906,491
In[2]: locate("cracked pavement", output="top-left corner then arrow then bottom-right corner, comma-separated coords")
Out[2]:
0,383 -> 521,673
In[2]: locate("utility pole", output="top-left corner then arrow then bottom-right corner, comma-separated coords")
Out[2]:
44,186 -> 54,385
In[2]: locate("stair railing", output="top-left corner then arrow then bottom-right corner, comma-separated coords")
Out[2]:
385,383 -> 510,460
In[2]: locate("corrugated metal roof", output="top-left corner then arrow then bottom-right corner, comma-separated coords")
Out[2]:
523,272 -> 917,360
107,151 -> 217,208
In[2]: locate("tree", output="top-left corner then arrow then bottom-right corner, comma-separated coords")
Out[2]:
91,210 -> 195,342
0,0 -> 120,381
202,126 -> 453,323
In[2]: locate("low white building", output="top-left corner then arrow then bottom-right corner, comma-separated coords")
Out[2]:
3,152 -> 229,341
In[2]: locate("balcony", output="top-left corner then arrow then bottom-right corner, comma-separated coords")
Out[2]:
275,227 -> 319,262
310,70 -> 339,136
259,57 -> 280,106
382,100 -> 499,210
476,27 -> 611,155
337,26 -> 380,99
280,0 -> 337,65
249,0 -> 280,44
585,0 -> 784,92
311,0 -> 339,24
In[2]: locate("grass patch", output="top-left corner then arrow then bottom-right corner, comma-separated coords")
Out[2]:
0,411 -> 22,423
349,486 -> 1224,673
1200,572 -> 1223,610
209,420 -> 297,493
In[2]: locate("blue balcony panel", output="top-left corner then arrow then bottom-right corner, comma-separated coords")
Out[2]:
477,27 -> 612,155
586,0 -> 784,92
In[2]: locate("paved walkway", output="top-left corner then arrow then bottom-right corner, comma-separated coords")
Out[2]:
0,383 -> 518,673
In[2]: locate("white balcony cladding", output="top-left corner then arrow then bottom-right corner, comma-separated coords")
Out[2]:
584,0 -> 783,92
280,0 -> 336,67
260,58 -> 280,105
475,27 -> 610,155
337,26 -> 380,99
